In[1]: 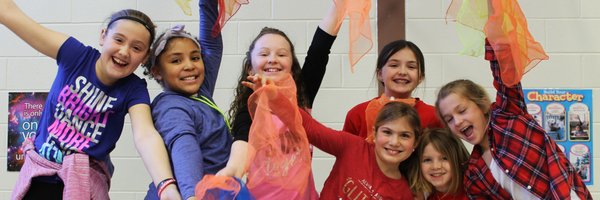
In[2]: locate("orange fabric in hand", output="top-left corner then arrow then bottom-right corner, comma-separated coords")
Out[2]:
446,0 -> 548,86
245,74 -> 311,199
334,0 -> 373,71
213,0 -> 249,36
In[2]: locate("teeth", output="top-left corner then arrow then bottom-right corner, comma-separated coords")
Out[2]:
394,79 -> 409,83
386,148 -> 401,154
114,57 -> 127,65
264,68 -> 281,72
182,76 -> 196,80
460,126 -> 470,133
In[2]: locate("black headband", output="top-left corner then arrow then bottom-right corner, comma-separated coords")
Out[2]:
106,16 -> 153,39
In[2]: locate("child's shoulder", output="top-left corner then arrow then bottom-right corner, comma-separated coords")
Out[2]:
414,99 -> 435,110
347,98 -> 377,113
152,92 -> 192,109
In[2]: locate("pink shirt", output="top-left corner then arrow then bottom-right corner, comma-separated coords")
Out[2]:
12,140 -> 110,200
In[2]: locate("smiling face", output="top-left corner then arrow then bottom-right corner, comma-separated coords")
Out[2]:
421,144 -> 453,193
373,117 -> 417,170
152,37 -> 204,96
97,19 -> 151,86
438,93 -> 489,146
249,33 -> 293,82
377,48 -> 423,99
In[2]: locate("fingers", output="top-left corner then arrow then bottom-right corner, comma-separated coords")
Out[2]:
242,75 -> 275,91
241,81 -> 255,90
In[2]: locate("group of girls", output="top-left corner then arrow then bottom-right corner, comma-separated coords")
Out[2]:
1,0 -> 592,199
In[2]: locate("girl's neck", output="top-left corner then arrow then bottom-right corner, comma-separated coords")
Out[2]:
95,60 -> 116,86
478,116 -> 492,152
383,92 -> 412,100
381,167 -> 402,179
479,116 -> 493,166
375,158 -> 402,179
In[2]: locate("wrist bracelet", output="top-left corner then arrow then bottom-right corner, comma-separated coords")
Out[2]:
157,178 -> 177,198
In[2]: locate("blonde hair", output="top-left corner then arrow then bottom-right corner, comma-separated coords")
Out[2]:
410,128 -> 470,195
435,79 -> 491,126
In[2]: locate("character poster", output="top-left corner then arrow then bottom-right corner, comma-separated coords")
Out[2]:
524,89 -> 593,185
7,92 -> 48,171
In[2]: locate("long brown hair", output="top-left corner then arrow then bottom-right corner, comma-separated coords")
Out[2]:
410,128 -> 469,195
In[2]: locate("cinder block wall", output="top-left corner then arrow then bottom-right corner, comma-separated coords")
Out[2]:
1,0 -> 598,199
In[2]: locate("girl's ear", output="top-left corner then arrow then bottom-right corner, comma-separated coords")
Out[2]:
143,54 -> 150,66
99,28 -> 107,47
482,104 -> 491,117
376,69 -> 383,82
417,74 -> 424,85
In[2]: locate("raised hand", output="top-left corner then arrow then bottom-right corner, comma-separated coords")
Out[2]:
242,74 -> 274,92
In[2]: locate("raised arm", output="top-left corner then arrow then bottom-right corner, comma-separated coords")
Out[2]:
129,104 -> 181,200
0,0 -> 68,59
152,97 -> 207,200
299,109 -> 349,156
198,0 -> 223,97
301,0 -> 345,108
319,0 -> 344,36
486,42 -> 528,115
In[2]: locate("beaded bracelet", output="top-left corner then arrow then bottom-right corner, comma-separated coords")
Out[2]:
157,178 -> 177,198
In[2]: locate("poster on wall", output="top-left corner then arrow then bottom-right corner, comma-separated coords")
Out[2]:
7,92 -> 48,171
524,89 -> 593,185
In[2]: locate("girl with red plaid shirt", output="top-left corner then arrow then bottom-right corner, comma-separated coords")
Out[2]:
434,44 -> 591,199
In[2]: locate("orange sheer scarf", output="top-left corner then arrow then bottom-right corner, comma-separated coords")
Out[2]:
333,0 -> 373,71
446,0 -> 548,86
365,95 -> 415,143
175,0 -> 248,36
195,175 -> 242,199
214,0 -> 248,36
245,74 -> 311,199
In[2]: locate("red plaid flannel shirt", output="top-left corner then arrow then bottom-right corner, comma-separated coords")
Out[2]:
463,44 -> 591,200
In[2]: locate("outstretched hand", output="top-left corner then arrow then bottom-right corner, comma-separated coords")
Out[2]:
242,75 -> 274,91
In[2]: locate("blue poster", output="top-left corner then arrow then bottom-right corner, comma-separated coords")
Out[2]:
524,89 -> 593,185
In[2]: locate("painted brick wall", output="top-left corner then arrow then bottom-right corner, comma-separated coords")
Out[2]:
1,0 -> 598,199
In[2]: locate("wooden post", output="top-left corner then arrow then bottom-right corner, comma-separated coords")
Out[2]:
376,0 -> 405,94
